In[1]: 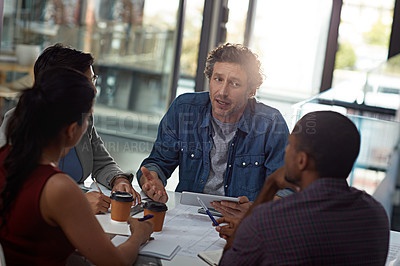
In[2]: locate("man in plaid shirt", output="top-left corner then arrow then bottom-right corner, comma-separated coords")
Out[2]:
219,111 -> 389,265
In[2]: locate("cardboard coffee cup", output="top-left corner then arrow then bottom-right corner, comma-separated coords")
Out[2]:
110,191 -> 134,222
143,201 -> 168,232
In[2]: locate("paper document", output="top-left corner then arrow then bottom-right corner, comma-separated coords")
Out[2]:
153,204 -> 226,258
112,235 -> 181,260
198,249 -> 223,266
98,202 -> 226,258
386,230 -> 400,266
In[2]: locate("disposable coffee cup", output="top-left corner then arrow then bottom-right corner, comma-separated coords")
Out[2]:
110,191 -> 134,222
143,201 -> 168,232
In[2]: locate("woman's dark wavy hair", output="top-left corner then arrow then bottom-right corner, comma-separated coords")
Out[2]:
204,43 -> 264,91
0,67 -> 94,225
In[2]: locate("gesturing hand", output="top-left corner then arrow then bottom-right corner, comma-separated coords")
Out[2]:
140,166 -> 168,203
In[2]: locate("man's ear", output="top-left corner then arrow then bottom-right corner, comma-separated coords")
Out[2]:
297,151 -> 309,171
248,88 -> 256,98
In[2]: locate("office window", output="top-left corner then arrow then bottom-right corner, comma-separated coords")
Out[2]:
177,0 -> 204,96
332,0 -> 395,108
1,0 -> 181,117
333,0 -> 394,85
226,0 -> 249,44
250,0 -> 332,102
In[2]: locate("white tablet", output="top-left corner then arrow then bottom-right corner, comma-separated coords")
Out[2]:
180,191 -> 239,209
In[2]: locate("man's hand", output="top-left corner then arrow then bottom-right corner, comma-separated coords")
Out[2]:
251,166 -> 300,209
140,166 -> 168,203
85,191 -> 111,214
112,177 -> 141,205
214,216 -> 241,241
210,196 -> 251,219
270,166 -> 299,192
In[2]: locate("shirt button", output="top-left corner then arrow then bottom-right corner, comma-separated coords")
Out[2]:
242,162 -> 246,166
201,180 -> 204,184
181,148 -> 183,152
225,185 -> 228,188
255,161 -> 259,165
191,154 -> 194,158
228,164 -> 232,168
231,143 -> 234,146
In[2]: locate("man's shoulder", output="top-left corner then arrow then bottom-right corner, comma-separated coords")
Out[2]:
251,99 -> 284,120
243,99 -> 288,132
350,186 -> 388,214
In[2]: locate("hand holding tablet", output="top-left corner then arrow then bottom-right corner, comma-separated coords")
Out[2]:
180,191 -> 239,209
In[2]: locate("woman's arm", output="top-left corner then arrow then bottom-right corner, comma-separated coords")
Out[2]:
40,173 -> 152,266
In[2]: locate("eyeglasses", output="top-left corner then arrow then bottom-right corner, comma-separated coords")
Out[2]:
92,74 -> 99,84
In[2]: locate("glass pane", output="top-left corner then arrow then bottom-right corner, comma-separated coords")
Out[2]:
177,0 -> 204,96
251,0 -> 332,100
2,0 -> 180,118
333,0 -> 394,85
226,0 -> 249,44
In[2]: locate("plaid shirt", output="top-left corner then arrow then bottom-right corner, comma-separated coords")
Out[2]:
220,178 -> 389,265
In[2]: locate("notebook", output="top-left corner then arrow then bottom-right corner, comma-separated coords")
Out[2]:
111,235 -> 181,260
197,249 -> 223,266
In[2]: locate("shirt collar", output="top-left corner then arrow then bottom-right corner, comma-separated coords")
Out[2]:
200,103 -> 213,128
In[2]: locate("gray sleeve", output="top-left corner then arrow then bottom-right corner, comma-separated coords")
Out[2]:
0,108 -> 15,147
88,116 -> 133,189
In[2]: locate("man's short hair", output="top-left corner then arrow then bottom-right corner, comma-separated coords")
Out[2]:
292,111 -> 360,178
34,43 -> 94,80
204,43 -> 263,91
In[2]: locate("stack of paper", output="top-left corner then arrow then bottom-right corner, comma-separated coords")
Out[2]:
111,235 -> 181,261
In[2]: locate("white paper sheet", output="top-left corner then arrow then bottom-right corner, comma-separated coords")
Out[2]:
152,204 -> 226,258
386,230 -> 400,266
112,235 -> 181,260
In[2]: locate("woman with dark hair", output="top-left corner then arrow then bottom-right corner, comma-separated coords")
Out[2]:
0,43 -> 140,214
0,68 -> 152,265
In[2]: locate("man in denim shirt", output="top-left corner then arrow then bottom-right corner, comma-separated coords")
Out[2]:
137,44 -> 289,217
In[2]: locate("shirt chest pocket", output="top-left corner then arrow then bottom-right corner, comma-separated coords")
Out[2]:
179,143 -> 203,159
234,155 -> 264,168
179,144 -> 203,180
233,155 -> 265,193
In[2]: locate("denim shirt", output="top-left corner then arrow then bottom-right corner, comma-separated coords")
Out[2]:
137,92 -> 289,201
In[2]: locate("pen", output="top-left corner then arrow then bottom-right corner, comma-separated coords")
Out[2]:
197,196 -> 219,226
91,176 -> 103,194
138,214 -> 154,221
